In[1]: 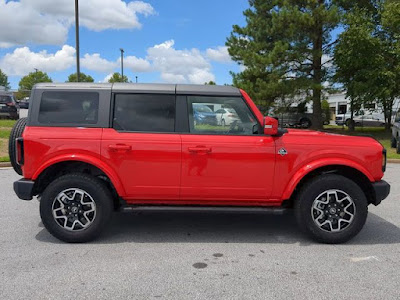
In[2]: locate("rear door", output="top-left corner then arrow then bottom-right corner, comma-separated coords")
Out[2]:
180,95 -> 276,202
101,93 -> 181,201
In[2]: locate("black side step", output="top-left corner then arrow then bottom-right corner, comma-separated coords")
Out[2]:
120,205 -> 287,214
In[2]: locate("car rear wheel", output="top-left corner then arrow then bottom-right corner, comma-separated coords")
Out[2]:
295,174 -> 368,244
40,173 -> 113,243
8,117 -> 27,175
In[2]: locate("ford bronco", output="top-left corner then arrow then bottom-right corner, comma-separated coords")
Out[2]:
11,83 -> 390,243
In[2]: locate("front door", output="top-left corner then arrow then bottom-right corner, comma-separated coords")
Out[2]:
180,95 -> 276,202
101,93 -> 181,201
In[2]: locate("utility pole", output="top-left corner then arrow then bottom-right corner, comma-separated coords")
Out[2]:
75,0 -> 81,82
120,48 -> 124,80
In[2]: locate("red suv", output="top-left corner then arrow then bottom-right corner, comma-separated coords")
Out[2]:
11,83 -> 390,243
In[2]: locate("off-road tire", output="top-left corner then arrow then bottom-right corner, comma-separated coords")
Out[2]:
8,117 -> 27,175
40,173 -> 113,243
295,174 -> 368,244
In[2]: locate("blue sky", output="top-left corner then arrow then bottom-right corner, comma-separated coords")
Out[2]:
0,0 -> 250,90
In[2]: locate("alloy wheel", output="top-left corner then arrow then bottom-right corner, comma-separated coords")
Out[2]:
52,188 -> 96,231
311,189 -> 356,232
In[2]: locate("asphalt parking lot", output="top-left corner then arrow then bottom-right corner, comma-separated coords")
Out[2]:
0,165 -> 399,300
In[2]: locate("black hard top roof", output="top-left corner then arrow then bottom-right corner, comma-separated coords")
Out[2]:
34,83 -> 241,96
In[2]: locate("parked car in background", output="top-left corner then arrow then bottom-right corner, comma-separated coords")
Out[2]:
274,107 -> 314,128
17,97 -> 29,109
215,107 -> 240,126
0,92 -> 19,120
335,113 -> 352,126
193,104 -> 217,126
353,114 -> 385,127
391,111 -> 400,154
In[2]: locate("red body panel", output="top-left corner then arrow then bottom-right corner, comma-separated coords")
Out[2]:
180,134 -> 276,201
101,129 -> 181,200
23,127 -> 102,179
272,129 -> 384,199
22,92 -> 385,207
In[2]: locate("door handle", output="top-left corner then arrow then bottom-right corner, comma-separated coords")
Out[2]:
108,144 -> 132,151
188,146 -> 212,154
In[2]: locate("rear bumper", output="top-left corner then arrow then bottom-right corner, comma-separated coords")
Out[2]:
371,180 -> 390,206
13,179 -> 34,200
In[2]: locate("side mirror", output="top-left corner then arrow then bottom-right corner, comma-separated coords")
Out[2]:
264,116 -> 278,136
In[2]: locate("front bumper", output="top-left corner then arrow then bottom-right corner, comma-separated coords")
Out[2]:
14,179 -> 34,200
371,180 -> 390,206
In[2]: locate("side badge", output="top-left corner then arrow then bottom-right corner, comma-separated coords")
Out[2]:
278,148 -> 288,156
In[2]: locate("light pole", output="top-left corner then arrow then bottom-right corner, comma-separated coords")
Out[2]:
120,48 -> 124,80
136,76 -> 138,83
75,0 -> 81,82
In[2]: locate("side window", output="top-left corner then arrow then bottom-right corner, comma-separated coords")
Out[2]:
113,94 -> 175,132
39,92 -> 99,124
187,96 -> 260,135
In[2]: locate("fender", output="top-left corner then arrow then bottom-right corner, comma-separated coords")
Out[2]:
281,158 -> 374,200
31,154 -> 126,197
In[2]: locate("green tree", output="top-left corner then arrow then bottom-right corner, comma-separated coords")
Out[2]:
67,72 -> 94,82
226,0 -> 340,129
321,99 -> 331,123
108,72 -> 128,83
17,71 -> 52,98
205,81 -> 216,85
334,3 -> 400,131
0,69 -> 11,90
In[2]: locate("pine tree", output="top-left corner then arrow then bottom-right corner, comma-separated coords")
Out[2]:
226,0 -> 340,129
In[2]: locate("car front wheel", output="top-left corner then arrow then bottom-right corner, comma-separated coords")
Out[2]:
40,173 -> 113,243
295,174 -> 368,244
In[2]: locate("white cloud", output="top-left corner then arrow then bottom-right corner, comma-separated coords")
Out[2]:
147,40 -> 215,84
0,0 -> 155,47
206,46 -> 232,63
123,56 -> 152,72
81,53 -> 118,73
0,45 -> 75,76
81,53 -> 152,74
102,73 -> 114,83
0,0 -> 68,47
0,40 -> 221,85
322,54 -> 333,67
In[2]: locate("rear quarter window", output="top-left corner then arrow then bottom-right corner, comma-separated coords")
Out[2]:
38,91 -> 99,124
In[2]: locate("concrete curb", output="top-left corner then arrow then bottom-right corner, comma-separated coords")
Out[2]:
387,159 -> 400,164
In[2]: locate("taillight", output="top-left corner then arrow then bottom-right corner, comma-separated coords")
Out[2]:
382,149 -> 387,172
16,137 -> 24,165
6,102 -> 15,107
